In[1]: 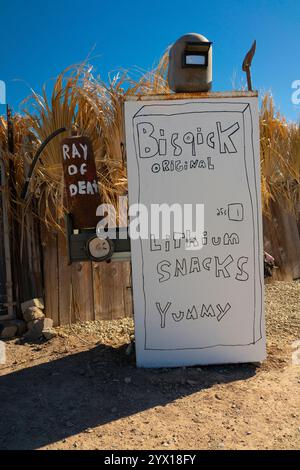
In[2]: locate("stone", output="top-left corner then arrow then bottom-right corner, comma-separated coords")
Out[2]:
24,318 -> 53,341
21,298 -> 44,314
43,329 -> 57,340
192,417 -> 201,424
0,319 -> 27,337
23,307 -> 45,322
24,323 -> 43,341
14,320 -> 27,336
0,324 -> 17,339
58,332 -> 68,338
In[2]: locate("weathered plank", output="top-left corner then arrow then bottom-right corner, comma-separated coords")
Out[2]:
31,214 -> 44,297
123,262 -> 133,318
42,231 -> 59,326
57,231 -> 72,325
71,261 -> 94,323
93,261 -> 127,320
93,262 -> 113,320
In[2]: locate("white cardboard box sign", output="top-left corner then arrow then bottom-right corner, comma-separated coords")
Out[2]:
125,94 -> 266,368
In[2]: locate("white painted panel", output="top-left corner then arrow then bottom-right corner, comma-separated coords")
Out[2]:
125,97 -> 265,367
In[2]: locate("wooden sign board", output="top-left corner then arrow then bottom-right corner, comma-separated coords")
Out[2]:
61,136 -> 100,229
125,93 -> 266,368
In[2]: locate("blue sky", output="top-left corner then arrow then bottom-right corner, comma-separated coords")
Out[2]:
0,0 -> 299,121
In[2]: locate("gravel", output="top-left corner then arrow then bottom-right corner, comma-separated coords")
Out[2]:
55,281 -> 299,349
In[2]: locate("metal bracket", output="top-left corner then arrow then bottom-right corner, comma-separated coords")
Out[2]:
65,213 -> 131,264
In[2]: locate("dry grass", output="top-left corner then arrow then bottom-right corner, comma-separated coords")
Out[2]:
0,54 -> 169,231
260,94 -> 300,216
0,53 -> 299,232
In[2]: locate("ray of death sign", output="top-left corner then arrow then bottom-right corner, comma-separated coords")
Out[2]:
61,135 -> 100,229
125,95 -> 266,367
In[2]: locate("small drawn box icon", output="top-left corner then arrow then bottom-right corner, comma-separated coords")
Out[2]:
228,203 -> 244,221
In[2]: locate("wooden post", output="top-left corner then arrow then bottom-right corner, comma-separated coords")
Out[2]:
0,148 -> 15,319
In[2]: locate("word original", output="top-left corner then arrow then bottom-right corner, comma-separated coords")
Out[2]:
151,157 -> 214,174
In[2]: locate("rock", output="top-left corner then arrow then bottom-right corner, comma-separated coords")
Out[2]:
14,320 -> 27,336
58,332 -> 68,338
0,324 -> 17,339
192,417 -> 201,424
215,393 -> 222,400
24,323 -> 43,341
43,329 -> 57,340
0,319 -> 27,337
24,318 -> 53,341
21,298 -> 44,313
23,307 -> 45,322
44,319 -> 53,330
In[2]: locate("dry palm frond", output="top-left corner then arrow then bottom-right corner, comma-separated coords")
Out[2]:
1,55 -> 299,233
15,54 -> 171,230
260,93 -> 300,216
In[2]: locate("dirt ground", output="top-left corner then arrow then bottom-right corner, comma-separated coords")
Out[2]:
0,281 -> 299,450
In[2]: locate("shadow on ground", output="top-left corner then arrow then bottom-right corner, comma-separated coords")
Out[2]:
0,343 -> 257,449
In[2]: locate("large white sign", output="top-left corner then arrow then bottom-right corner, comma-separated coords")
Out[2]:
125,95 -> 266,367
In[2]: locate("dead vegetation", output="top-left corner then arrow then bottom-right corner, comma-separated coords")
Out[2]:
0,53 -> 300,232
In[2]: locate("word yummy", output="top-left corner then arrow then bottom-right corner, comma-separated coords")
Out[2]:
156,301 -> 232,328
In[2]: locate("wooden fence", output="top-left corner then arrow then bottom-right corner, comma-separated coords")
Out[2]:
2,188 -> 300,325
39,201 -> 300,326
41,230 -> 132,326
0,193 -> 6,314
